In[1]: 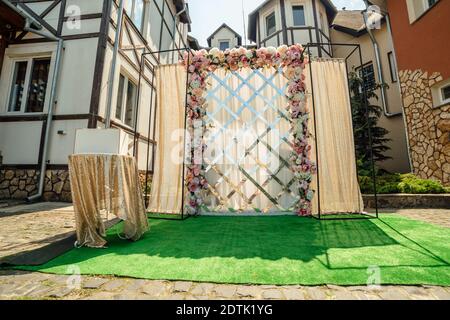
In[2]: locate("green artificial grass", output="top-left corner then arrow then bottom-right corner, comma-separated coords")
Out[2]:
15,215 -> 450,286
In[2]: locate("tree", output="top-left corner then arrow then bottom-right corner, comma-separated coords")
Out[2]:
348,71 -> 391,172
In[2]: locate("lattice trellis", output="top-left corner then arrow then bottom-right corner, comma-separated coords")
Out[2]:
203,68 -> 300,213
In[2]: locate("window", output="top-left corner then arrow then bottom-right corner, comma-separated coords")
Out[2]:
124,0 -> 145,31
425,0 -> 438,9
115,73 -> 138,128
219,41 -> 230,51
441,84 -> 450,104
266,12 -> 276,36
7,58 -> 51,113
406,0 -> 439,23
387,52 -> 398,83
292,5 -> 305,26
358,63 -> 377,92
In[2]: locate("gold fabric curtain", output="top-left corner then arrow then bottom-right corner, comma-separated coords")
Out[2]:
69,154 -> 149,248
307,59 -> 364,214
147,64 -> 187,214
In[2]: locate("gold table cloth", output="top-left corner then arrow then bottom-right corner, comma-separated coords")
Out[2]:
69,154 -> 149,248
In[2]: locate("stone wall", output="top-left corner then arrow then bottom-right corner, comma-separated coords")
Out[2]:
1,169 -> 152,203
399,70 -> 450,186
0,169 -> 72,202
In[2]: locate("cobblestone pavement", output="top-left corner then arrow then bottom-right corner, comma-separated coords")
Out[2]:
0,203 -> 448,300
0,270 -> 449,300
0,203 -> 76,261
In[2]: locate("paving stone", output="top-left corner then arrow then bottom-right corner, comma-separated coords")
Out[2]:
82,292 -> 116,300
330,289 -> 356,300
262,289 -> 283,300
213,285 -> 237,298
282,288 -> 306,300
172,281 -> 193,293
83,278 -> 109,289
141,282 -> 168,297
402,286 -> 435,299
428,287 -> 450,300
305,287 -> 328,300
378,288 -> 411,300
101,279 -> 127,291
236,286 -> 260,298
122,279 -> 146,292
191,283 -> 215,296
47,286 -> 74,299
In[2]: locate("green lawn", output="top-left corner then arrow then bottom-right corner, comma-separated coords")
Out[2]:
15,215 -> 450,286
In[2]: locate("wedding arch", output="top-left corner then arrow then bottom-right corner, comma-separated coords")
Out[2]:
139,44 -> 379,220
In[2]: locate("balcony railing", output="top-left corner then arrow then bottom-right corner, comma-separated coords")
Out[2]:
258,26 -> 333,57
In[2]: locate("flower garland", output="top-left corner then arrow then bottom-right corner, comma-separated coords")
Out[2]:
182,44 -> 316,216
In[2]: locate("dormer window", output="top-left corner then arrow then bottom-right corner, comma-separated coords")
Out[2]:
266,12 -> 276,36
219,41 -> 230,51
293,5 -> 306,26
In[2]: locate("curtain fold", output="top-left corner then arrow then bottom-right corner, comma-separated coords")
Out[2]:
147,64 -> 187,214
306,59 -> 364,214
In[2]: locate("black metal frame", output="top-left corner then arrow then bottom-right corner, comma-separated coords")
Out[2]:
136,43 -> 379,221
135,46 -> 194,221
305,42 -> 379,220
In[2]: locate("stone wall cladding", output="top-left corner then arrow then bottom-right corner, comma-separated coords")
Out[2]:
399,69 -> 450,186
364,194 -> 450,209
0,169 -> 72,202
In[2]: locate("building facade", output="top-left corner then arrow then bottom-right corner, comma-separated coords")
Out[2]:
248,0 -> 336,57
0,0 -> 191,201
371,0 -> 450,185
207,23 -> 242,50
330,10 -> 411,173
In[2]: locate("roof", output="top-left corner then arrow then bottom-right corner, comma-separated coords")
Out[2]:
0,0 -> 26,34
331,10 -> 385,37
207,23 -> 242,47
173,0 -> 192,25
187,35 -> 201,50
248,0 -> 337,42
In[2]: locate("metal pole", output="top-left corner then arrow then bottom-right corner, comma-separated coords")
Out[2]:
105,0 -> 124,128
307,44 -> 322,219
181,51 -> 191,219
133,53 -> 145,156
358,45 -> 379,218
144,62 -> 156,209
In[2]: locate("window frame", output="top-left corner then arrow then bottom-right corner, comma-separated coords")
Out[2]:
6,56 -> 52,114
387,51 -> 398,83
356,62 -> 377,92
115,72 -> 138,129
125,0 -> 146,32
219,40 -> 230,51
265,11 -> 277,37
440,84 -> 450,105
292,5 -> 306,27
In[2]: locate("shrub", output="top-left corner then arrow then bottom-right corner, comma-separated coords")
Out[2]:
359,173 -> 449,194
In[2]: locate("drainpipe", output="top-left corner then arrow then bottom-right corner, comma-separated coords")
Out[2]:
0,0 -> 65,201
105,0 -> 125,128
172,2 -> 187,61
363,0 -> 413,170
362,7 -> 401,118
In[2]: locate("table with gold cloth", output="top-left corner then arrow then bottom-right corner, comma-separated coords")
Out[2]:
68,154 -> 149,248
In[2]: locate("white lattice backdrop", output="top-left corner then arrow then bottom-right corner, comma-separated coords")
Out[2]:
203,67 -> 300,213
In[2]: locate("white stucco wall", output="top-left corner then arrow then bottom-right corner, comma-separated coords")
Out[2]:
255,0 -> 329,57
0,1 -> 101,165
209,27 -> 240,49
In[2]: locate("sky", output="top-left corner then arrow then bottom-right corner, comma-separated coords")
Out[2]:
187,0 -> 366,47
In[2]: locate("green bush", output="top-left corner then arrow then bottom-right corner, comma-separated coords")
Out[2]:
359,173 -> 450,194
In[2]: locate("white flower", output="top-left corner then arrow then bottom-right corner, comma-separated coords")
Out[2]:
267,46 -> 277,55
209,47 -> 220,56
